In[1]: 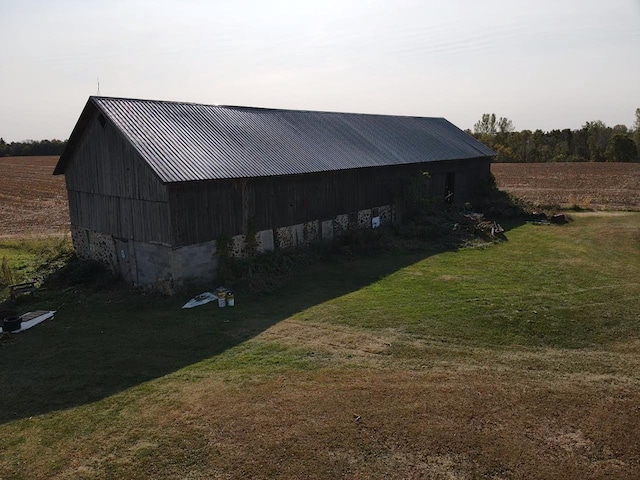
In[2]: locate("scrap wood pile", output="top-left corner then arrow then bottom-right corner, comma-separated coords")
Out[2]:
455,213 -> 506,239
528,212 -> 569,225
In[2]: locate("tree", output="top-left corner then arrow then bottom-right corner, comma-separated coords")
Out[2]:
548,129 -> 571,161
512,130 -> 532,163
473,113 -> 497,135
530,129 -> 546,161
493,143 -> 516,162
497,117 -> 514,134
634,108 -> 640,151
605,134 -> 638,162
473,113 -> 515,136
583,120 -> 610,162
0,138 -> 67,156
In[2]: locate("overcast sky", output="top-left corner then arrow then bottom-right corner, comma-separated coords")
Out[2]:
1,0 -> 639,142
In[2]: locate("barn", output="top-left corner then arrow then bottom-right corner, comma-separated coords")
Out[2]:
54,96 -> 495,291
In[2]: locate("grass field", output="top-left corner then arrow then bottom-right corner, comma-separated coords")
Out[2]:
1,211 -> 639,479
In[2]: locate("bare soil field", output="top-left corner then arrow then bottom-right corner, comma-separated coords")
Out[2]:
0,156 -> 68,236
492,162 -> 640,211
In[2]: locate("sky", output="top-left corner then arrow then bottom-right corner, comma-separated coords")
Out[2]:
1,0 -> 639,142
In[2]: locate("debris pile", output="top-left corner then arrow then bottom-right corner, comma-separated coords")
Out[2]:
0,311 -> 56,337
528,212 -> 569,226
182,287 -> 235,309
456,213 -> 506,239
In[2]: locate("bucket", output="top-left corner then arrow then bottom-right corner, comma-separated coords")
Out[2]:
226,291 -> 235,307
217,291 -> 226,308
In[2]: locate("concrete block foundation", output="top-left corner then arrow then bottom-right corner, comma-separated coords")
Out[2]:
71,203 -> 393,292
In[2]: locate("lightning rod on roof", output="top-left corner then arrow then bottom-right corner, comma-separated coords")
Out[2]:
97,77 -> 100,95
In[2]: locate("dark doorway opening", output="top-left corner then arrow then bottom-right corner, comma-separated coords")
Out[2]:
445,172 -> 455,204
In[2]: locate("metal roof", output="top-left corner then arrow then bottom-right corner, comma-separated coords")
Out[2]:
56,96 -> 495,183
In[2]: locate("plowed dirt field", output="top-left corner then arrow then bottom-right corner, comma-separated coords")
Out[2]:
0,156 -> 68,236
491,162 -> 640,211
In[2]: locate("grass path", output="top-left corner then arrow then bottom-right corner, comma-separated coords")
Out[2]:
1,212 -> 639,479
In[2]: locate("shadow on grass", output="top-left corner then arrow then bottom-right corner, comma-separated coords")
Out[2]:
0,247 -> 436,424
0,216 -> 528,425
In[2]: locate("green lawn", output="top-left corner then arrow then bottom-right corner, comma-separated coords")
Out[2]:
1,212 -> 639,479
0,236 -> 71,291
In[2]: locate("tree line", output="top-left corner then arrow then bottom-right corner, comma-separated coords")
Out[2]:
469,109 -> 640,162
0,138 -> 67,157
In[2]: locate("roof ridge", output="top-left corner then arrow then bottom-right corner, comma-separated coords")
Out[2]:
91,95 -> 216,108
91,96 -> 444,119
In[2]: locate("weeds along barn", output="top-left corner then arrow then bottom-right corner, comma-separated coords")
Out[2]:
54,96 -> 495,291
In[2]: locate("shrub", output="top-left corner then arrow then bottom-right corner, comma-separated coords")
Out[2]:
471,174 -> 533,217
0,257 -> 15,287
42,256 -> 117,290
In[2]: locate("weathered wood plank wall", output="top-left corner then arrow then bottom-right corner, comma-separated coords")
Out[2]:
64,112 -> 171,244
169,157 -> 491,246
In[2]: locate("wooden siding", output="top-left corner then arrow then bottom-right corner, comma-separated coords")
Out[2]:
64,111 -> 171,243
65,111 -> 167,201
169,181 -> 243,246
169,157 -> 491,246
67,191 -> 170,244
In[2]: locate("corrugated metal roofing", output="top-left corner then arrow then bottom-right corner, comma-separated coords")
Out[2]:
59,96 -> 495,183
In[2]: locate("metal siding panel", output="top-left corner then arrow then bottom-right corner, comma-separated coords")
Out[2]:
91,97 -> 495,184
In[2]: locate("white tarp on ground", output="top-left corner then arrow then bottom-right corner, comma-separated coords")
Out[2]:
182,292 -> 217,309
0,310 -> 56,334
